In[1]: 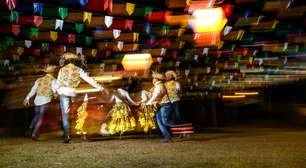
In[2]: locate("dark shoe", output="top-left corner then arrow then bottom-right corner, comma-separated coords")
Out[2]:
31,135 -> 39,141
25,128 -> 32,137
63,136 -> 71,143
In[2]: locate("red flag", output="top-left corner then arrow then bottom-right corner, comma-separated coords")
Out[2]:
11,24 -> 20,36
33,16 -> 43,27
124,20 -> 133,31
68,34 -> 76,43
6,0 -> 17,11
104,0 -> 113,12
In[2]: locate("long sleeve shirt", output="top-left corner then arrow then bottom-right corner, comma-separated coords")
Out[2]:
146,81 -> 167,105
25,75 -> 57,106
110,88 -> 137,105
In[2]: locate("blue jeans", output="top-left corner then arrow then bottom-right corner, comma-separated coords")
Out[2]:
60,95 -> 71,138
156,103 -> 174,140
172,101 -> 182,123
29,104 -> 48,137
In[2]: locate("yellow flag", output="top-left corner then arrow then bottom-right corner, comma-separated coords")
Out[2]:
17,47 -> 24,55
92,49 -> 97,57
83,12 -> 92,24
50,31 -> 58,41
179,41 -> 185,49
133,44 -> 139,50
249,57 -> 253,64
126,3 -> 135,16
133,33 -> 139,42
178,28 -> 185,37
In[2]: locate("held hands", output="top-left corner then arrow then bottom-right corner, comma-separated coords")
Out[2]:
23,99 -> 30,107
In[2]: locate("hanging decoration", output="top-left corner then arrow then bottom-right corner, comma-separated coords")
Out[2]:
91,49 -> 97,57
33,16 -> 43,27
30,27 -> 38,39
55,19 -> 64,30
126,3 -> 135,16
83,11 -> 92,24
117,41 -> 124,51
76,47 -> 82,55
79,0 -> 88,6
85,36 -> 92,45
161,48 -> 167,56
104,16 -> 113,28
75,23 -> 84,33
25,40 -> 32,48
6,0 -> 17,11
11,24 -> 20,36
58,7 -> 68,20
104,0 -> 113,12
125,20 -> 133,31
113,29 -> 121,39
17,47 -> 24,55
10,11 -> 19,23
223,26 -> 232,36
145,23 -> 152,34
121,53 -> 153,71
68,34 -> 76,43
41,43 -> 49,51
33,2 -> 44,15
133,33 -> 139,42
144,6 -> 153,17
6,37 -> 14,47
50,31 -> 58,41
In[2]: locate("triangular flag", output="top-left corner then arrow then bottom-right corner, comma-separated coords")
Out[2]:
58,7 -> 68,20
6,0 -> 17,11
76,47 -> 82,55
41,43 -> 49,51
75,23 -> 84,33
157,57 -> 163,64
117,41 -> 124,51
55,19 -> 64,30
13,54 -> 19,61
92,49 -> 97,57
104,16 -> 113,28
223,26 -> 232,36
179,41 -> 185,49
133,33 -> 139,42
83,11 -> 92,24
133,44 -> 138,50
283,56 -> 287,65
30,28 -> 38,39
104,0 -> 113,12
178,28 -> 185,37
79,0 -> 88,6
175,61 -> 180,67
68,34 -> 76,43
113,29 -> 121,39
6,37 -> 14,46
33,16 -> 43,27
25,40 -> 32,48
85,36 -> 92,45
50,31 -> 58,41
17,47 -> 24,55
144,6 -> 153,17
126,3 -> 135,16
11,24 -> 20,36
10,11 -> 19,23
33,49 -> 40,56
33,3 -> 43,15
202,48 -> 209,56
125,20 -> 133,31
145,23 -> 152,34
162,25 -> 169,35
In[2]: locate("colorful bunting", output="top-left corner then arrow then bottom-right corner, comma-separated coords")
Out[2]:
75,23 -> 84,33
92,49 -> 97,57
58,7 -> 68,20
55,19 -> 64,30
79,0 -> 88,6
162,25 -> 169,36
33,16 -> 43,27
85,36 -> 92,45
145,23 -> 152,34
144,6 -> 153,17
76,47 -> 82,55
117,41 -> 124,51
30,28 -> 38,39
6,37 -> 14,47
223,26 -> 232,36
161,48 -> 167,56
6,0 -> 17,11
113,29 -> 121,39
10,11 -> 19,23
25,40 -> 32,48
126,3 -> 135,16
17,47 -> 24,55
68,34 -> 76,43
33,3 -> 44,15
104,0 -> 113,12
11,24 -> 20,36
133,33 -> 139,42
42,43 -> 49,51
105,16 -> 113,28
50,31 -> 58,41
83,11 -> 92,24
33,49 -> 40,56
125,20 -> 133,31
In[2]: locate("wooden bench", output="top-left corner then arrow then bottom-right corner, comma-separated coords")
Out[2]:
170,123 -> 194,138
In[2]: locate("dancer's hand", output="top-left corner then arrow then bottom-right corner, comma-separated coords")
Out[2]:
101,88 -> 109,95
23,99 -> 30,107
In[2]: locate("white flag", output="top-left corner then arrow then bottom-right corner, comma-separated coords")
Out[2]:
104,16 -> 113,28
202,48 -> 209,56
223,26 -> 232,36
25,40 -> 32,48
76,47 -> 82,55
160,48 -> 166,56
117,41 -> 124,51
113,29 -> 121,39
55,19 -> 64,30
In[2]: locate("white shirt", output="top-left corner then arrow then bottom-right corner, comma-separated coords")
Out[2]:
146,81 -> 165,105
56,68 -> 103,97
25,76 -> 57,106
110,88 -> 137,105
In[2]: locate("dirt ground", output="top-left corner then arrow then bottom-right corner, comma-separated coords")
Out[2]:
1,128 -> 306,168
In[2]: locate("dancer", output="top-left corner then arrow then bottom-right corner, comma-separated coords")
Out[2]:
56,52 -> 107,143
23,65 -> 57,140
100,88 -> 137,137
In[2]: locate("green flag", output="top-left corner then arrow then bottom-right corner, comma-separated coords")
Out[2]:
10,11 -> 19,23
162,25 -> 169,36
237,55 -> 241,62
75,23 -> 84,33
30,28 -> 38,39
58,7 -> 68,20
42,42 -> 49,50
6,37 -> 14,47
85,36 -> 92,45
144,6 -> 153,17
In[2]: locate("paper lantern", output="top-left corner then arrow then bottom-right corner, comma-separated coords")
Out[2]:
121,53 -> 153,71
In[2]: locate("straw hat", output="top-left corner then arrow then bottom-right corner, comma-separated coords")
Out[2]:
152,71 -> 165,80
165,70 -> 177,80
61,52 -> 80,60
44,65 -> 57,73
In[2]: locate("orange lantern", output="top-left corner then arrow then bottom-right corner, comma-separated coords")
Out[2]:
121,53 -> 153,71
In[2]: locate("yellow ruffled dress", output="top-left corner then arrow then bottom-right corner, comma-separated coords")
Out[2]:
137,103 -> 157,133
